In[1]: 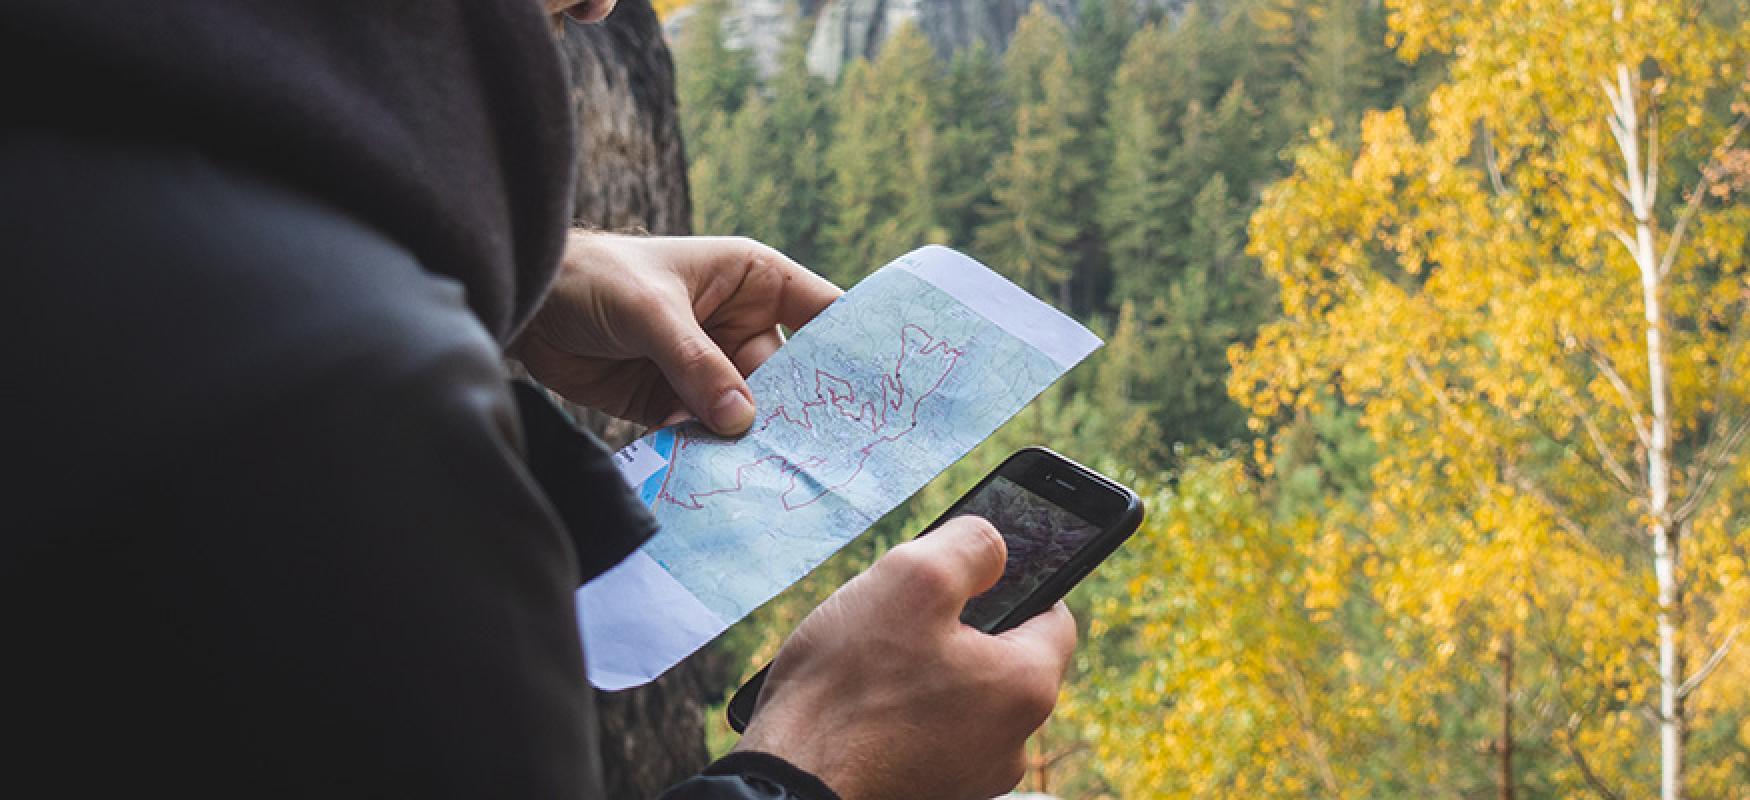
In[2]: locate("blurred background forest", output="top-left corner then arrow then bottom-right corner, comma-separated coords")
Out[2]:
651,0 -> 1750,796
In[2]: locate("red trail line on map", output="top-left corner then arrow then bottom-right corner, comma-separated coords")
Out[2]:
656,323 -> 963,512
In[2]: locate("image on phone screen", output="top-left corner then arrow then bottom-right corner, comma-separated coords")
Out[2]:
955,475 -> 1104,632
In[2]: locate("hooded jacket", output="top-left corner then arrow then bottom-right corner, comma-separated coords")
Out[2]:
1,2 -> 833,797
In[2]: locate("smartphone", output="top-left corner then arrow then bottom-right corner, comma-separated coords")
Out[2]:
725,446 -> 1143,733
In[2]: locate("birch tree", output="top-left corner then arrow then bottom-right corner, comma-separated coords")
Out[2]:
1229,0 -> 1750,795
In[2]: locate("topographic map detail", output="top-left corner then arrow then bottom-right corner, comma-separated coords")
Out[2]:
643,266 -> 1065,620
578,246 -> 1100,689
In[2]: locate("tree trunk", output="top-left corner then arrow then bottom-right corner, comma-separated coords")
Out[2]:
1499,631 -> 1515,800
1605,63 -> 1684,800
550,5 -> 733,797
559,2 -> 691,236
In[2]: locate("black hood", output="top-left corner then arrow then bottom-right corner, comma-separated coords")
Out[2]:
1,0 -> 576,341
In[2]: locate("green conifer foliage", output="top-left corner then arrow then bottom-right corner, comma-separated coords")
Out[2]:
822,25 -> 946,284
935,44 -> 1008,249
673,0 -> 757,148
975,10 -> 1093,305
1102,21 -> 1182,305
763,26 -> 833,264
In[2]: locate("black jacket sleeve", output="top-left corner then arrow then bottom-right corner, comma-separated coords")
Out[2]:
2,133 -> 837,800
509,380 -> 657,583
3,135 -> 604,796
659,753 -> 843,800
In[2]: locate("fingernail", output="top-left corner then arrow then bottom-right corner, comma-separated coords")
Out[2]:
711,389 -> 754,434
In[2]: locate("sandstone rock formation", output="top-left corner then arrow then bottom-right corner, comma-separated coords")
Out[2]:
667,0 -> 1189,82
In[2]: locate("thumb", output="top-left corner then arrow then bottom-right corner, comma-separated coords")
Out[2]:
649,316 -> 756,435
879,515 -> 1009,612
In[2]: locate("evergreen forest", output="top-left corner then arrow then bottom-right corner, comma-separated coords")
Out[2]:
673,0 -> 1750,796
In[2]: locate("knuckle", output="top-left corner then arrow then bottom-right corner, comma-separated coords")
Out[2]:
998,751 -> 1029,793
880,543 -> 958,599
960,515 -> 1006,559
624,280 -> 671,320
1000,653 -> 1064,722
732,236 -> 774,268
1018,673 -> 1062,721
666,332 -> 717,371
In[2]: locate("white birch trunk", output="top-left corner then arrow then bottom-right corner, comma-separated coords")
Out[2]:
1606,64 -> 1684,800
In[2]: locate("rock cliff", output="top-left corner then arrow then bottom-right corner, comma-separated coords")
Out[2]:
668,0 -> 1186,82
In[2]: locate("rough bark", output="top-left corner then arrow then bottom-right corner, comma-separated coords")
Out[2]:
551,5 -> 732,797
560,2 -> 691,236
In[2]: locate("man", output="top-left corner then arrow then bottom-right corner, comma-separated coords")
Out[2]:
0,1 -> 1075,797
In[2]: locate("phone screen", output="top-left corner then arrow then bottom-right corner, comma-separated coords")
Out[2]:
954,475 -> 1104,631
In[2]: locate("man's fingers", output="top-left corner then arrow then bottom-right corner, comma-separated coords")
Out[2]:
996,601 -> 1077,676
770,252 -> 842,332
679,236 -> 841,329
878,515 -> 1009,612
990,601 -> 1076,721
646,312 -> 756,436
731,328 -> 785,377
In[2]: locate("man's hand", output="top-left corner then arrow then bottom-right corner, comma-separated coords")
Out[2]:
737,517 -> 1078,800
513,233 -> 841,435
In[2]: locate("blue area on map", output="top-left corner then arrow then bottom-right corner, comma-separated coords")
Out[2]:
636,426 -> 677,507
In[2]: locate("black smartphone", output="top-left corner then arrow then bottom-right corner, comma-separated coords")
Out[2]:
725,446 -> 1143,733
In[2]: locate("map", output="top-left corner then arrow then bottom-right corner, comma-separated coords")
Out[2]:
578,246 -> 1100,690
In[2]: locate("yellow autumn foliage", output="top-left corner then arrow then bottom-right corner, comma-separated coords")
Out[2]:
1073,0 -> 1750,796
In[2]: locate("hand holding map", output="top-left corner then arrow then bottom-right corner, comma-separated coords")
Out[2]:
577,245 -> 1100,690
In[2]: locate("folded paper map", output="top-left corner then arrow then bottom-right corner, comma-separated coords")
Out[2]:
577,245 -> 1101,690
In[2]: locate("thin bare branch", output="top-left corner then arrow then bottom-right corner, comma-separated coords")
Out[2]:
1674,288 -> 1750,529
1554,382 -> 1639,494
1611,178 -> 1633,205
1532,622 -> 1626,800
1611,228 -> 1638,261
1267,657 -> 1342,798
1564,731 -> 1625,800
1645,106 -> 1659,213
1407,356 -> 1595,545
1677,626 -> 1740,699
1659,115 -> 1750,279
1639,703 -> 1661,726
1583,341 -> 1652,450
1672,414 -> 1750,528
1483,124 -> 1510,196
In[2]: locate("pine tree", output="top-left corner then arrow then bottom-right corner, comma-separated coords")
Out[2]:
1070,0 -> 1135,117
1065,0 -> 1142,313
764,22 -> 833,264
1196,79 -> 1265,205
1002,3 -> 1068,107
975,103 -> 1079,299
823,25 -> 945,284
935,44 -> 1007,249
975,12 -> 1092,303
1298,0 -> 1388,140
689,90 -> 786,243
673,0 -> 757,147
1102,22 -> 1184,305
1152,172 -> 1256,443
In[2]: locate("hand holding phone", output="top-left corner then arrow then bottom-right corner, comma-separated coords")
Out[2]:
729,514 -> 1080,800
727,447 -> 1143,732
